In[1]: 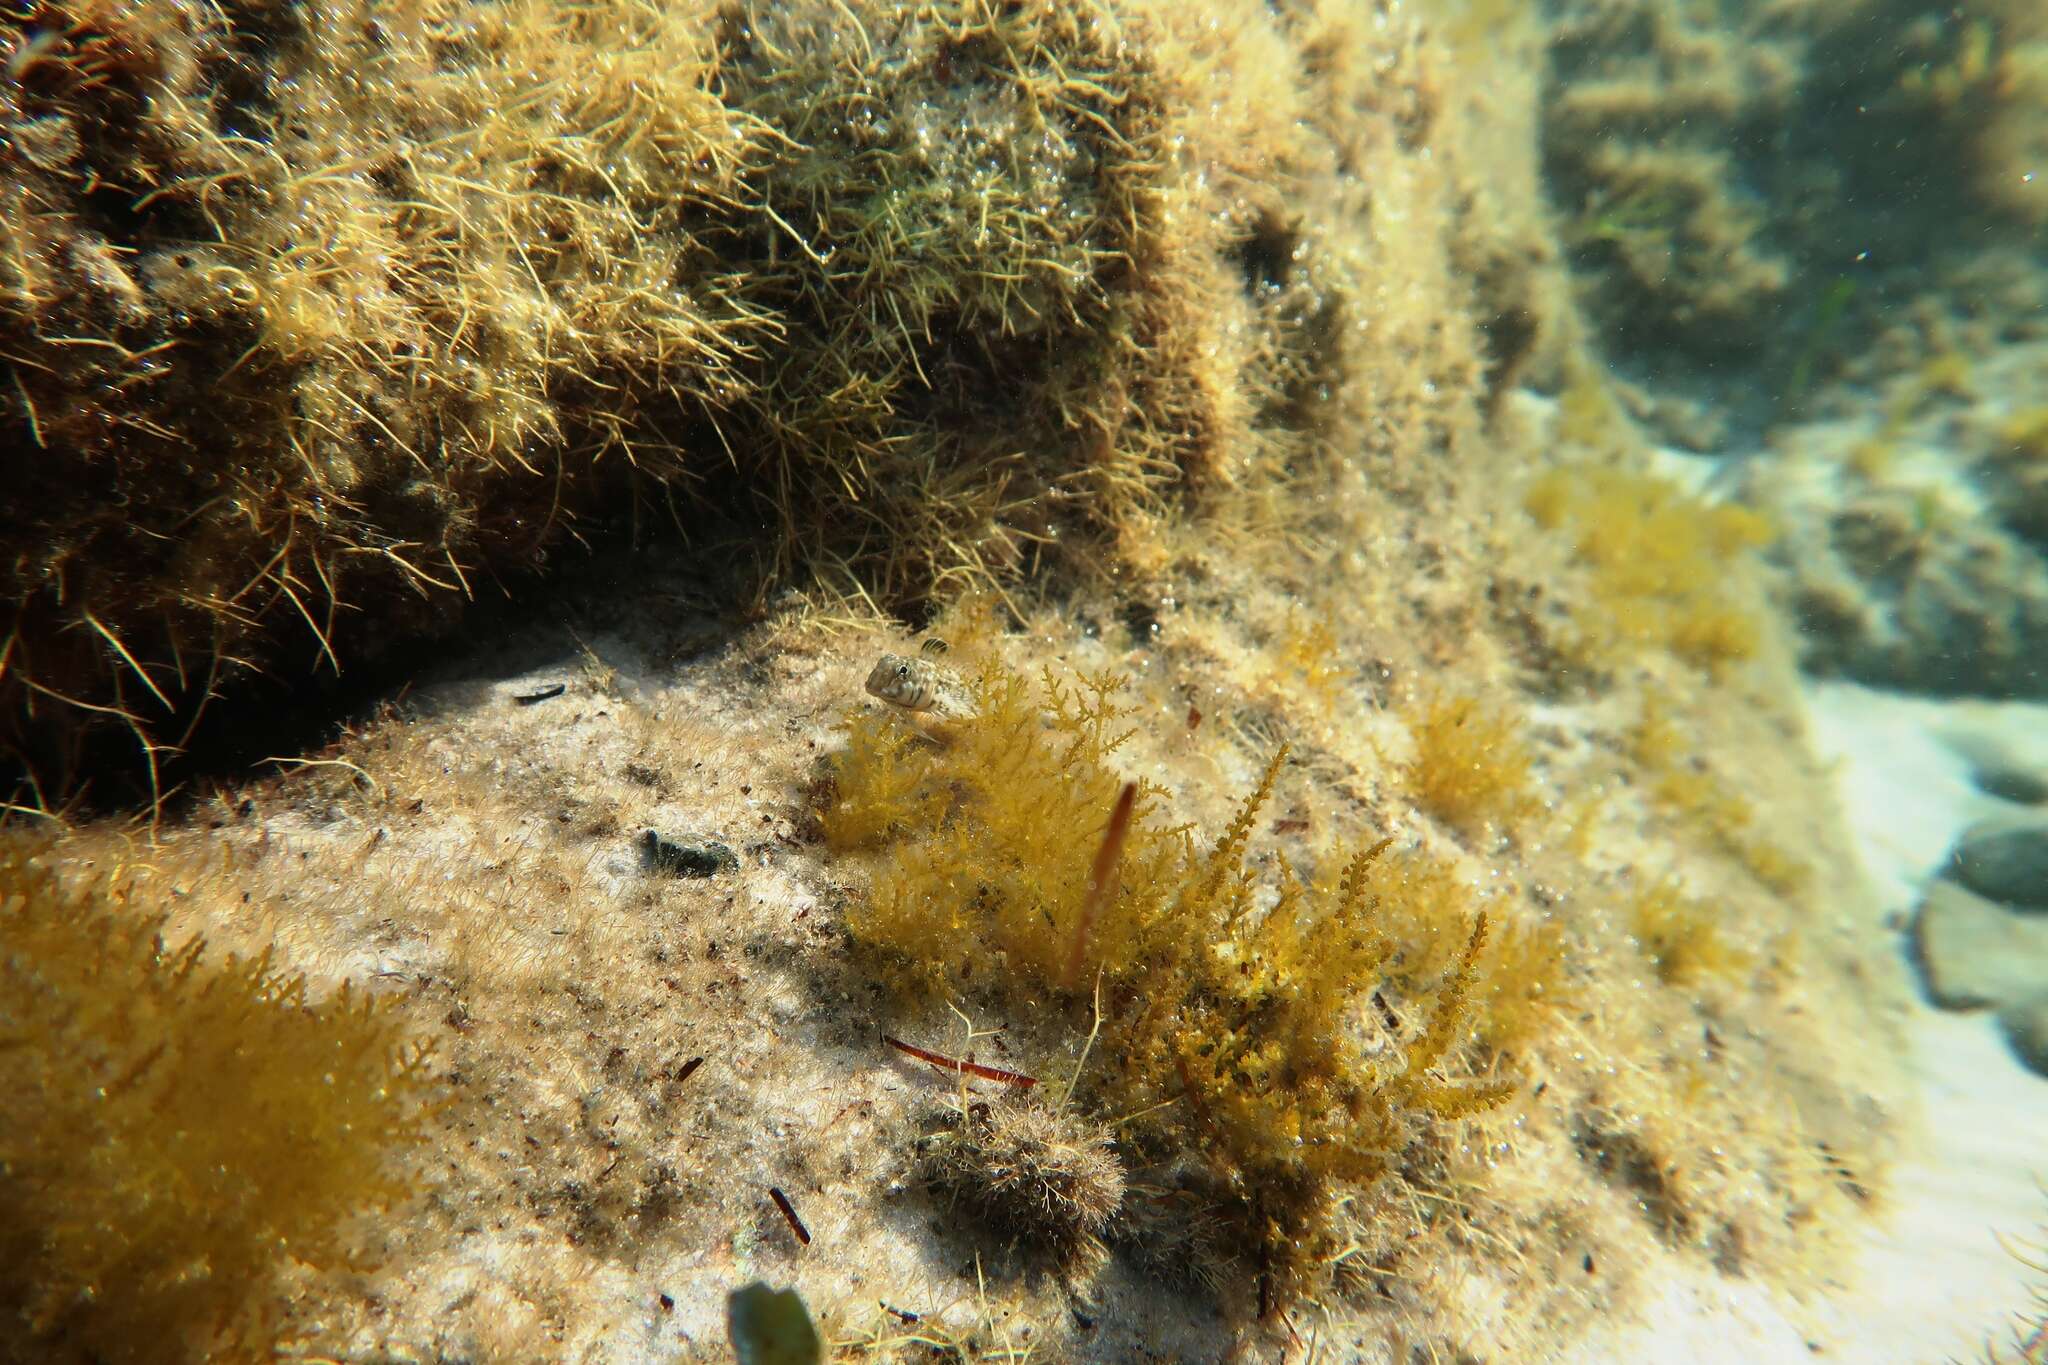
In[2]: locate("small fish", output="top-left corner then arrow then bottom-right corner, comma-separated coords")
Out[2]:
644,829 -> 739,878
863,653 -> 975,719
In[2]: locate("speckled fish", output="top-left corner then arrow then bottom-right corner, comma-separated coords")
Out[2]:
863,652 -> 975,719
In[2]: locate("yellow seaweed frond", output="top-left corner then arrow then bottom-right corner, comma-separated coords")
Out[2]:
821,652 -> 1534,1306
0,840 -> 432,1362
1527,466 -> 1774,676
1401,692 -> 1537,835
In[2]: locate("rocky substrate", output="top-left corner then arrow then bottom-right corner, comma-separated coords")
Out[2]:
1916,813 -> 2048,1074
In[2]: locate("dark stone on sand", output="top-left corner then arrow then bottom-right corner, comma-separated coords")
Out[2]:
1912,879 -> 2048,1010
1949,817 -> 2048,911
1997,995 -> 2048,1079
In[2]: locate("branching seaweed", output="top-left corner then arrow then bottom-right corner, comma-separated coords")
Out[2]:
823,650 -> 1532,1304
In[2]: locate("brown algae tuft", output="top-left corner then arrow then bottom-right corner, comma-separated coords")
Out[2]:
822,640 -> 1523,1305
918,1096 -> 1128,1271
0,840 -> 433,1363
1526,464 -> 1775,674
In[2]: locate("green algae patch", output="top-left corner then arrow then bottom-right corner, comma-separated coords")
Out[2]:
728,1283 -> 823,1365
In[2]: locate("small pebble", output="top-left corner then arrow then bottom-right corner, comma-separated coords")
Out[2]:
1971,761 -> 2048,806
1912,879 -> 2048,1010
1997,994 -> 2048,1079
1948,816 -> 2048,911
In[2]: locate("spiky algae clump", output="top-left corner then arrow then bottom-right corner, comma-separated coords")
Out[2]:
707,0 -> 1301,601
919,1097 -> 1127,1270
2,0 -> 1320,800
0,840 -> 432,1364
822,648 -> 1520,1304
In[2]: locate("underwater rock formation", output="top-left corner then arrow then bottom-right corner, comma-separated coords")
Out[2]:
1741,331 -> 2048,698
1538,0 -> 2048,438
8,0 -> 1512,799
0,0 -> 1938,1360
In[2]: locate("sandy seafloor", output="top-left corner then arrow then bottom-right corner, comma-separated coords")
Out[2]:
1585,683 -> 2048,1363
393,632 -> 2048,1365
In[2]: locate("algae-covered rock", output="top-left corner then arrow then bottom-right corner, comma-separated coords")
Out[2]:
1542,0 -> 1803,358
1741,335 -> 2048,698
0,0 -> 1930,1360
1,0 -> 767,790
1537,0 -> 2048,435
9,0 -> 1499,801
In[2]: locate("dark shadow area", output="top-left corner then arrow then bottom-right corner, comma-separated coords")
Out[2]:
4,527 -> 775,820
